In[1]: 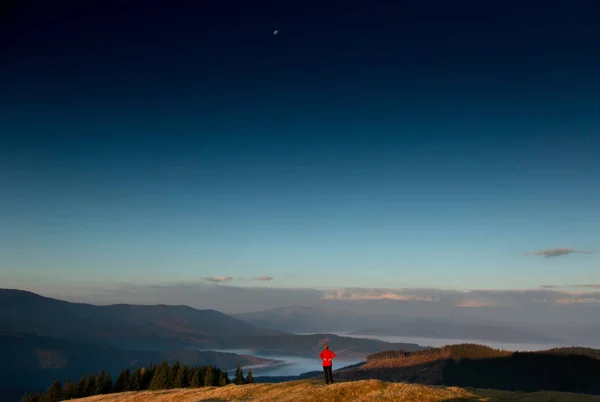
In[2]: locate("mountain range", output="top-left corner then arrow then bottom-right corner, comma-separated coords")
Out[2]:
0,289 -> 281,350
234,304 -> 564,344
0,331 -> 278,395
0,288 -> 427,400
0,289 -> 425,355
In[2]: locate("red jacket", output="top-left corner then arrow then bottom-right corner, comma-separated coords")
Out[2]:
319,349 -> 336,366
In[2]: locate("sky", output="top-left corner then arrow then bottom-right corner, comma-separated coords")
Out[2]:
1,0 -> 599,294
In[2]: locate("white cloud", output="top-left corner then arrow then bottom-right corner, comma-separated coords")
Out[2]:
524,248 -> 593,258
321,288 -> 438,302
456,299 -> 498,307
252,276 -> 274,281
202,276 -> 233,283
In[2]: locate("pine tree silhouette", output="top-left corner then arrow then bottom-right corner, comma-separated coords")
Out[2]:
175,365 -> 190,388
171,360 -> 181,387
114,368 -> 132,393
84,373 -> 97,396
103,372 -> 114,394
190,367 -> 202,388
63,378 -> 79,399
203,366 -> 215,387
148,361 -> 173,390
78,374 -> 87,397
43,380 -> 64,402
131,367 -> 142,391
218,371 -> 229,386
20,393 -> 42,402
234,364 -> 244,385
95,369 -> 107,395
141,365 -> 153,390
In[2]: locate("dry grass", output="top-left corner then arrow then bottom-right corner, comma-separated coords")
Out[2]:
363,354 -> 442,369
71,380 -> 600,402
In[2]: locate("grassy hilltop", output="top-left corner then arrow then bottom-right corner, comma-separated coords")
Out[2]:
335,343 -> 600,393
20,343 -> 600,401
68,380 -> 600,402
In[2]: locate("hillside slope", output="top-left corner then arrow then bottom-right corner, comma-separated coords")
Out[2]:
210,332 -> 427,358
0,332 -> 279,395
0,289 -> 282,349
68,380 -> 600,401
335,344 -> 600,394
0,289 -> 426,358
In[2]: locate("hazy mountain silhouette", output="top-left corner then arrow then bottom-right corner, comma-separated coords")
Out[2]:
0,331 -> 279,400
0,289 -> 283,349
235,304 -> 563,343
0,289 -> 433,400
234,305 -> 360,332
0,289 -> 428,356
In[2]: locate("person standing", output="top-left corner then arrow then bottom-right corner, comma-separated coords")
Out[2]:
319,343 -> 336,384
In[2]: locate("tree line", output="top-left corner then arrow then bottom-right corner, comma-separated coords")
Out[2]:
367,343 -> 512,363
367,343 -> 600,364
21,361 -> 255,402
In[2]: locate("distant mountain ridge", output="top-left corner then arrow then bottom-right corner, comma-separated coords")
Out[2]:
0,288 -> 283,349
0,331 -> 279,399
234,304 -> 366,333
0,288 -> 430,400
0,289 -> 427,357
235,303 -> 564,343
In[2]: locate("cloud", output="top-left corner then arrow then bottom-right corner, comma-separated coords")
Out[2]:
252,276 -> 274,281
540,284 -> 600,289
319,287 -> 600,309
456,299 -> 499,307
524,248 -> 593,258
554,297 -> 600,305
202,276 -> 233,283
321,288 -> 438,302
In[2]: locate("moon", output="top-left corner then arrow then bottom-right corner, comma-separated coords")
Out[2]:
273,29 -> 279,35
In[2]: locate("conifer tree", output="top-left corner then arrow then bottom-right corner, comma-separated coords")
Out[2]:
64,378 -> 79,399
131,367 -> 142,391
141,364 -> 154,390
246,369 -> 254,384
234,364 -> 244,385
171,360 -> 181,387
223,370 -> 231,385
20,393 -> 41,402
203,366 -> 215,387
78,374 -> 87,397
185,365 -> 195,387
43,380 -> 64,402
103,373 -> 113,394
175,364 -> 190,388
114,368 -> 131,393
84,373 -> 97,396
218,371 -> 228,386
95,369 -> 107,395
183,365 -> 192,387
123,368 -> 131,391
148,361 -> 172,390
190,367 -> 202,388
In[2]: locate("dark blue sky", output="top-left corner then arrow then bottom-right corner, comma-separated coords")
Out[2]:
1,0 -> 599,291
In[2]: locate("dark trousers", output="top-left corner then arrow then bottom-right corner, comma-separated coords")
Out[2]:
323,365 -> 333,384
